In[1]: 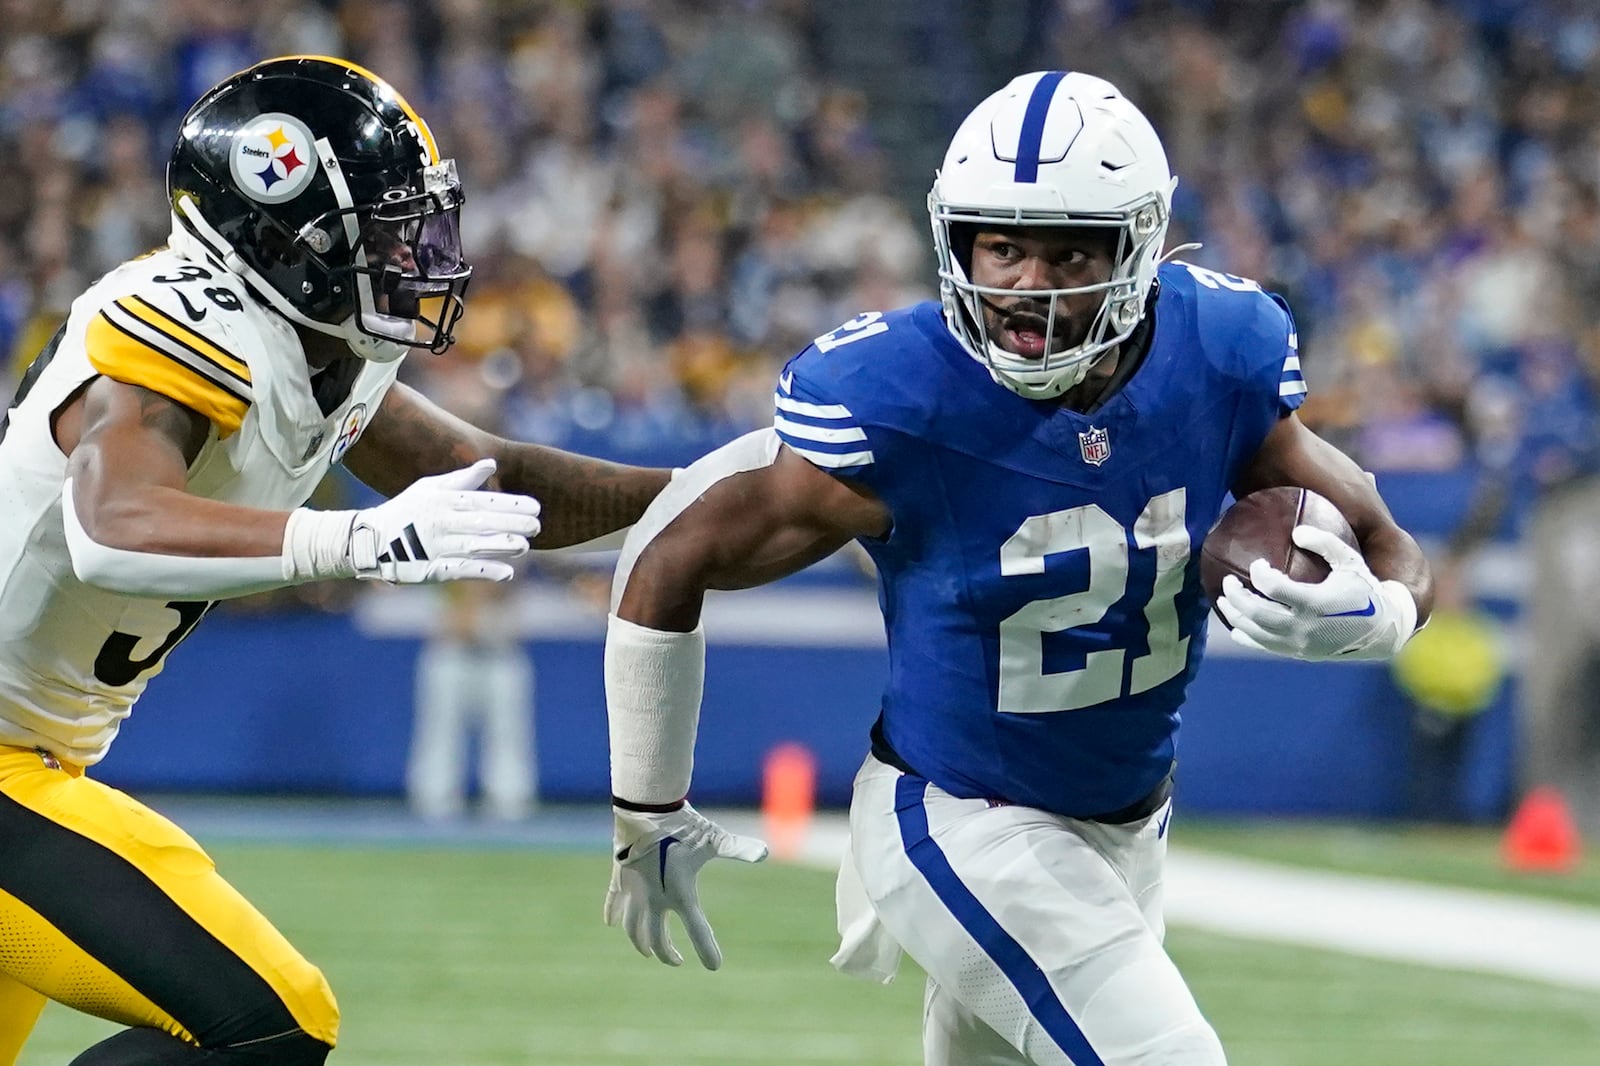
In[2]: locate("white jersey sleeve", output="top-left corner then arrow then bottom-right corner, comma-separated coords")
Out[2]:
82,256 -> 257,435
0,247 -> 401,765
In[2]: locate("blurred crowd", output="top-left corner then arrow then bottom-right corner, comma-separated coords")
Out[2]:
3,0 -> 1597,495
1,0 -> 928,471
1068,0 -> 1600,510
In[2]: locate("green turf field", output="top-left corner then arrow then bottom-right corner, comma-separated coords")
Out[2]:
1176,818 -> 1598,906
18,839 -> 1600,1065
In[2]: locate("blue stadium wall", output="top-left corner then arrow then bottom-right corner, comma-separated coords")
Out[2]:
92,469 -> 1516,821
95,609 -> 1519,818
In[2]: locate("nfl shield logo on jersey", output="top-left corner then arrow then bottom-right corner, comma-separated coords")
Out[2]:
1079,426 -> 1111,466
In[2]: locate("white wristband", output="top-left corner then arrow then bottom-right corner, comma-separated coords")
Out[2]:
606,613 -> 705,805
280,508 -> 359,582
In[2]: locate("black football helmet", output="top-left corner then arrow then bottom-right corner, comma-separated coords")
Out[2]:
167,55 -> 470,360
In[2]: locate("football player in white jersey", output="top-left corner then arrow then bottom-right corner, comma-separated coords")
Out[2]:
0,57 -> 670,1066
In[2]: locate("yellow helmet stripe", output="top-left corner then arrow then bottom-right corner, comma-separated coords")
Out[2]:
261,54 -> 439,163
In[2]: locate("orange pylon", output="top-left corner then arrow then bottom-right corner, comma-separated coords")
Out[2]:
762,742 -> 817,861
1502,786 -> 1582,874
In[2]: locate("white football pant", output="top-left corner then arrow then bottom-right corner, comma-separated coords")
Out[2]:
839,755 -> 1224,1065
407,641 -> 536,820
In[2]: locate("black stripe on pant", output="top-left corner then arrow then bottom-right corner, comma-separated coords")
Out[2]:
0,791 -> 303,1046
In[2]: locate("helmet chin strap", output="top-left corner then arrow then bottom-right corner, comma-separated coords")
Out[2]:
983,341 -> 1096,398
346,314 -> 411,363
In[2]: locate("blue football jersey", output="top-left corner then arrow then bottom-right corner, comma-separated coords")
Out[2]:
773,261 -> 1306,817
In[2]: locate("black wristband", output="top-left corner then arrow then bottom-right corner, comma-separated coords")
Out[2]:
612,795 -> 687,813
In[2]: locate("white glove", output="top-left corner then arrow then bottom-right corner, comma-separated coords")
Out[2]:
283,458 -> 540,584
1215,525 -> 1418,661
604,803 -> 768,970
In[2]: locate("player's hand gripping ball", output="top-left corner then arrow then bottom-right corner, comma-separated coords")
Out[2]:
1200,486 -> 1418,661
1198,486 -> 1358,626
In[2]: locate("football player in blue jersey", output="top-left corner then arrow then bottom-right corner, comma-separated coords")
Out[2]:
601,71 -> 1433,1065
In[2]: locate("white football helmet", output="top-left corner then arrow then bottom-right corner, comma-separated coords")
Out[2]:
929,71 -> 1175,399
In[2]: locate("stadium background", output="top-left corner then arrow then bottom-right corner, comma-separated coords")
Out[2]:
6,0 -> 1580,820
4,3 -> 1598,1064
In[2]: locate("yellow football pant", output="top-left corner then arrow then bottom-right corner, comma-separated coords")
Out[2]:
0,746 -> 338,1064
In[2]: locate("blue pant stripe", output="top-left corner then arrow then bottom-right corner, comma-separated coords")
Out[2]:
894,775 -> 1104,1065
1013,70 -> 1067,183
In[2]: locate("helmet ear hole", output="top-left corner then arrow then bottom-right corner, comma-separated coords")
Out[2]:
948,222 -> 980,277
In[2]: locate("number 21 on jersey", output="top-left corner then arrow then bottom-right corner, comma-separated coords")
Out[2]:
814,312 -> 887,353
998,488 -> 1190,713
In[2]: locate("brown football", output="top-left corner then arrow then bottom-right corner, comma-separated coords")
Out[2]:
1199,486 -> 1360,625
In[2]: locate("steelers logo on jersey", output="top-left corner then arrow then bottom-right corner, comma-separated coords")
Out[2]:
229,113 -> 318,205
331,402 -> 369,465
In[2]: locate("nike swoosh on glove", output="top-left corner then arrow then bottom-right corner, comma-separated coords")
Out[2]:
1215,525 -> 1418,661
604,803 -> 768,969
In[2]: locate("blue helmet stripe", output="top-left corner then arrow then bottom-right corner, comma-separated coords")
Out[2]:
1013,71 -> 1067,183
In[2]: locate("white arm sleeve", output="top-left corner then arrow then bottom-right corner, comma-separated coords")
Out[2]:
605,428 -> 781,803
606,614 -> 705,804
610,428 -> 780,613
61,477 -> 291,599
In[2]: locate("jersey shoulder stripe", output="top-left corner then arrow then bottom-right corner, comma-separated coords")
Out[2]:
1156,262 -> 1307,413
87,300 -> 252,435
773,370 -> 874,469
1279,331 -> 1306,400
111,295 -> 252,387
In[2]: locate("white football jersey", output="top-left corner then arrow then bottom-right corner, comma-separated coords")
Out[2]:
0,240 -> 401,765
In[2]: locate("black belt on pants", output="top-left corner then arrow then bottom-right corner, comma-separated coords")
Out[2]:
869,714 -> 1174,825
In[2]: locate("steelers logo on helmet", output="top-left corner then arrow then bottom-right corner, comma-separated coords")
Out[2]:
229,113 -> 319,205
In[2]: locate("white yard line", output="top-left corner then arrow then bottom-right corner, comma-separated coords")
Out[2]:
721,811 -> 1600,991
1163,849 -> 1600,991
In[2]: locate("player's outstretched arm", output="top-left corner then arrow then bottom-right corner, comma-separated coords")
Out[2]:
1220,413 -> 1434,660
343,382 -> 672,549
62,376 -> 539,598
603,430 -> 889,970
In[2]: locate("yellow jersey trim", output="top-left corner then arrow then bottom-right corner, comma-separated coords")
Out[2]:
117,296 -> 252,385
86,313 -> 250,437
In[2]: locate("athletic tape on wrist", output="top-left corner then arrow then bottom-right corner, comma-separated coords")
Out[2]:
606,613 -> 704,806
281,507 -> 360,582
